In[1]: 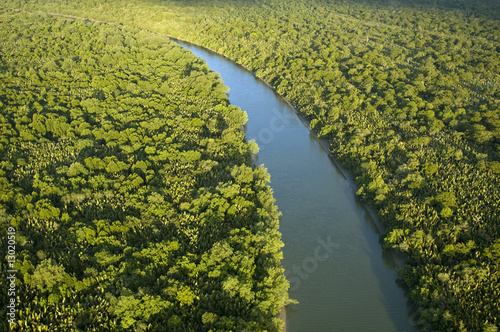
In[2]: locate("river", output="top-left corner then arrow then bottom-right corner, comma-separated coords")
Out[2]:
176,40 -> 418,332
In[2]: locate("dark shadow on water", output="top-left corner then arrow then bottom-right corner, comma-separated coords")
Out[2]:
355,203 -> 420,331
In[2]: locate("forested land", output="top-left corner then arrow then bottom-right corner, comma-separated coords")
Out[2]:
3,0 -> 499,330
1,0 -> 499,330
0,11 -> 291,331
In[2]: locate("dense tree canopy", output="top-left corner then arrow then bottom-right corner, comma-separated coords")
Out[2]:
0,11 -> 290,331
1,0 -> 499,330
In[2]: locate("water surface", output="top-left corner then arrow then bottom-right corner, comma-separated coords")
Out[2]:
176,40 -> 417,332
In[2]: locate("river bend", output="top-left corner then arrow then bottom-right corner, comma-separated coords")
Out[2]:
176,40 -> 418,332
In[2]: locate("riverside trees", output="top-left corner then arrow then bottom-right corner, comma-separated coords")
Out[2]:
1,0 -> 499,330
0,11 -> 290,331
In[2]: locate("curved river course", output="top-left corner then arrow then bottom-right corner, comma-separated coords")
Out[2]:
176,41 -> 418,332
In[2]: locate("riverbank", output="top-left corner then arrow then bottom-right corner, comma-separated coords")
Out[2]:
174,39 -> 418,330
259,79 -> 410,269
278,306 -> 286,332
166,36 -> 389,237
168,33 -> 410,275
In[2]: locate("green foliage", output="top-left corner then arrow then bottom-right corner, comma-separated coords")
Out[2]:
0,11 -> 289,331
30,259 -> 67,292
1,0 -> 499,329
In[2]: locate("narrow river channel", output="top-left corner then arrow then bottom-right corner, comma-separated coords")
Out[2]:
176,41 -> 418,332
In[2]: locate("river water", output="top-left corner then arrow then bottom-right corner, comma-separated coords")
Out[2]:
176,41 -> 418,332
